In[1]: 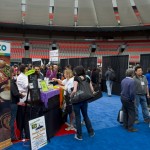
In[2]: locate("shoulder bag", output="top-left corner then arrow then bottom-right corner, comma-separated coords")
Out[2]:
71,77 -> 94,104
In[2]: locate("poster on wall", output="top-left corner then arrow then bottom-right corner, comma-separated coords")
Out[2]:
29,116 -> 47,150
0,41 -> 11,149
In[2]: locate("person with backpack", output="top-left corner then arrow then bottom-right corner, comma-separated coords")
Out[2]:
105,66 -> 116,97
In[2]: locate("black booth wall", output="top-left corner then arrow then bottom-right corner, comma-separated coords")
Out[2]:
102,55 -> 129,95
140,54 -> 150,74
22,58 -> 32,64
60,57 -> 97,71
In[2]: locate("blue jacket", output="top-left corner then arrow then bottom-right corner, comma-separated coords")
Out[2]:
145,73 -> 150,89
121,77 -> 135,101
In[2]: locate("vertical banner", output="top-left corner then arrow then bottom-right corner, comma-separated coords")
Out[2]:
49,50 -> 59,63
0,41 -> 11,149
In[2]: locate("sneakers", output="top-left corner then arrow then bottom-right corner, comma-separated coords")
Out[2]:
65,126 -> 76,131
134,120 -> 139,124
74,134 -> 83,140
128,128 -> 138,132
81,120 -> 85,126
89,132 -> 95,137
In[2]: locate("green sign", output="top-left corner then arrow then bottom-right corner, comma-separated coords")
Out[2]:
25,69 -> 35,76
40,80 -> 49,92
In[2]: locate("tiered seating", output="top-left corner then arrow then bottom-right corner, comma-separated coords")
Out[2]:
95,51 -> 118,55
30,41 -> 50,59
11,42 -> 25,59
125,42 -> 150,63
58,41 -> 90,59
30,49 -> 49,59
126,48 -> 150,52
10,40 -> 150,64
98,44 -> 120,50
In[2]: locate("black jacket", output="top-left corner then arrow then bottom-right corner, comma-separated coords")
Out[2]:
11,79 -> 21,104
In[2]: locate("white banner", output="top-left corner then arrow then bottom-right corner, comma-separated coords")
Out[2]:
50,50 -> 58,57
50,57 -> 59,62
49,50 -> 59,62
0,41 -> 10,54
29,116 -> 47,150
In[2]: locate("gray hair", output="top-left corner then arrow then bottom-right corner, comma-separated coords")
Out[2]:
126,68 -> 134,77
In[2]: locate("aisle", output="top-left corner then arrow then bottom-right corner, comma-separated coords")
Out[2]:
8,93 -> 150,150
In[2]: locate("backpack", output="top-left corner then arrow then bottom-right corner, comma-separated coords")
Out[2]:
109,71 -> 116,81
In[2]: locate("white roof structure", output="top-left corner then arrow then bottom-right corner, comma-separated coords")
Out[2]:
0,0 -> 149,27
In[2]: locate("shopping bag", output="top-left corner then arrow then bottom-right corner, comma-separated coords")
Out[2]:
117,109 -> 123,124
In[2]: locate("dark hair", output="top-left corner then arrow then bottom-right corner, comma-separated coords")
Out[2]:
34,65 -> 40,68
134,65 -> 142,72
74,66 -> 85,76
65,65 -> 72,69
19,64 -> 26,73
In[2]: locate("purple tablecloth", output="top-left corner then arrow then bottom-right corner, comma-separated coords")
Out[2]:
40,89 -> 60,108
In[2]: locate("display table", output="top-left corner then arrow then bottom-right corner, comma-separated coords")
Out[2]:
40,89 -> 60,108
40,89 -> 64,139
16,89 -> 64,140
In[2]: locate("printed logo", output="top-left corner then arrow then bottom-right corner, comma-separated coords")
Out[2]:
0,45 -> 7,51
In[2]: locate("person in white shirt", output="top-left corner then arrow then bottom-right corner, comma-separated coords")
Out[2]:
17,64 -> 29,103
53,69 -> 75,131
16,64 -> 30,139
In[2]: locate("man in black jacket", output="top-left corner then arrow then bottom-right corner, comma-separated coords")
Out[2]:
10,68 -> 24,141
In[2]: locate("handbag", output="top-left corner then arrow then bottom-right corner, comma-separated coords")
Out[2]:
88,83 -> 103,103
71,77 -> 94,104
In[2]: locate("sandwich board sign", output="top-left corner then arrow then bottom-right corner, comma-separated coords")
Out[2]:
29,116 -> 47,150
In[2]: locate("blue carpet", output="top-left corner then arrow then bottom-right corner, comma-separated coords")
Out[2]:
7,93 -> 150,150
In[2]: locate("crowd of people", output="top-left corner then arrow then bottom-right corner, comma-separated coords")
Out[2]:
120,66 -> 150,132
10,63 -> 100,141
9,63 -> 150,143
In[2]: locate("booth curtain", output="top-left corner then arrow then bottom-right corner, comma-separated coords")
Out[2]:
60,59 -> 69,71
102,55 -> 129,95
60,57 -> 97,71
140,54 -> 150,74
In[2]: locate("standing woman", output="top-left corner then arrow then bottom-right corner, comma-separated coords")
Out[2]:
52,69 -> 75,131
71,66 -> 95,140
46,65 -> 57,80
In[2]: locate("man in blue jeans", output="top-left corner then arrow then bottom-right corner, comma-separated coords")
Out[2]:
133,66 -> 150,124
105,66 -> 115,97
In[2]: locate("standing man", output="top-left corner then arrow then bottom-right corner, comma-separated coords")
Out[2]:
34,65 -> 44,80
105,66 -> 115,97
16,64 -> 29,139
133,66 -> 150,124
121,69 -> 137,132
